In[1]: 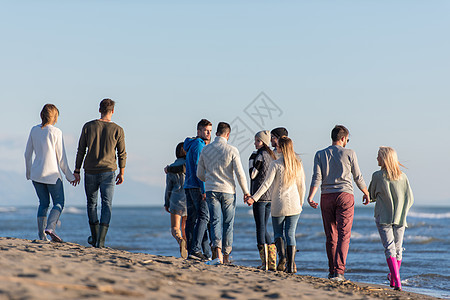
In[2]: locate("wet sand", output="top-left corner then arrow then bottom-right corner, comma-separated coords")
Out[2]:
0,237 -> 441,300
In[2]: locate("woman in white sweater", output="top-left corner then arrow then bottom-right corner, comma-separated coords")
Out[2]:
247,136 -> 305,273
25,104 -> 76,242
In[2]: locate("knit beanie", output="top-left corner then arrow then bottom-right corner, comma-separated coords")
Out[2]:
271,127 -> 288,139
255,130 -> 271,147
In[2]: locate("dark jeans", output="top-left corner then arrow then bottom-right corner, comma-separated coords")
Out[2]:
320,192 -> 354,275
85,171 -> 115,225
185,188 -> 210,256
252,201 -> 272,245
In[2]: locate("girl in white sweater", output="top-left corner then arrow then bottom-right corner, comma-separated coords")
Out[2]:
247,136 -> 305,273
25,104 -> 76,242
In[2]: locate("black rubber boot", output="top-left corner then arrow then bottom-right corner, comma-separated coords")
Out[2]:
275,237 -> 286,271
96,223 -> 109,248
286,246 -> 296,274
88,221 -> 99,246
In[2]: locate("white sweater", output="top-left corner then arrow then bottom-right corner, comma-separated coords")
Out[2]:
252,157 -> 305,217
197,136 -> 249,195
25,125 -> 75,184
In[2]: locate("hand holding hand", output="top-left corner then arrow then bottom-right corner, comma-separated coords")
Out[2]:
72,173 -> 81,186
246,197 -> 255,206
164,206 -> 170,213
202,193 -> 206,201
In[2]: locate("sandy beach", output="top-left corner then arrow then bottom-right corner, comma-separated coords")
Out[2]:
0,237 -> 441,300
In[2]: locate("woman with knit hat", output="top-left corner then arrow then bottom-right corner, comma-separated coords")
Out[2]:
248,130 -> 277,270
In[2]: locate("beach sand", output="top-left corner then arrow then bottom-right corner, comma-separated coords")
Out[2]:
0,237 -> 440,300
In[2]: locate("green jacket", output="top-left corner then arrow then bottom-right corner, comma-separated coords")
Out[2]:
369,170 -> 414,227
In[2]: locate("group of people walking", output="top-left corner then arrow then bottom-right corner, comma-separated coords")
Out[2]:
25,99 -> 126,248
24,103 -> 413,292
164,120 -> 413,291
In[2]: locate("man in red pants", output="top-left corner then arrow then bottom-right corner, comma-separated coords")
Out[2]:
307,125 -> 370,281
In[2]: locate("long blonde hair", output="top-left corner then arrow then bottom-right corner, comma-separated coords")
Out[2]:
40,104 -> 59,127
378,146 -> 403,181
278,136 -> 302,186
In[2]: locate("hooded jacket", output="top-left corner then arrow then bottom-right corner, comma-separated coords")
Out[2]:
183,137 -> 206,193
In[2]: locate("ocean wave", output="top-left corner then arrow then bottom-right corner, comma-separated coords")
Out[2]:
408,211 -> 450,219
405,235 -> 440,244
350,231 -> 380,242
0,207 -> 17,213
63,207 -> 84,214
404,274 -> 450,291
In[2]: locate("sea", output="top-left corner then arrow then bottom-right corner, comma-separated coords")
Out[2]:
0,205 -> 449,299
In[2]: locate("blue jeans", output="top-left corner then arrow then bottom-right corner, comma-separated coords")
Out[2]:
252,201 -> 272,245
206,192 -> 236,255
272,214 -> 300,246
32,179 -> 65,231
185,188 -> 210,255
85,171 -> 115,225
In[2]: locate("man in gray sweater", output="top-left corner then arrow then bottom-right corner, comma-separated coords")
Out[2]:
197,122 -> 250,264
307,125 -> 369,281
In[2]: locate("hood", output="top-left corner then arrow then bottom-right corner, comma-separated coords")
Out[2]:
184,137 -> 203,151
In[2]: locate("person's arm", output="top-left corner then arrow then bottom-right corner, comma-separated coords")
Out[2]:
55,131 -> 75,183
196,152 -> 206,182
296,163 -> 306,207
308,152 -> 321,209
233,150 -> 250,195
368,173 -> 376,203
350,153 -> 369,205
164,174 -> 174,212
115,128 -> 127,185
249,151 -> 262,180
74,125 -> 87,184
247,162 -> 276,205
165,164 -> 185,174
24,130 -> 34,180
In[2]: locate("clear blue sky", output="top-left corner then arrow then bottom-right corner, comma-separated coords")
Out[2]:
1,1 -> 449,207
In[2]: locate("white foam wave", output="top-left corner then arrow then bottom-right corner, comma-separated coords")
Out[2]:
0,207 -> 17,213
63,207 -> 84,214
350,231 -> 380,241
408,211 -> 450,219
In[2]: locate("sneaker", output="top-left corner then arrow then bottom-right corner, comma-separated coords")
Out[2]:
45,230 -> 63,243
330,273 -> 346,282
188,251 -> 208,261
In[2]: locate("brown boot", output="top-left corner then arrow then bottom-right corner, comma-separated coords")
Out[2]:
268,244 -> 277,271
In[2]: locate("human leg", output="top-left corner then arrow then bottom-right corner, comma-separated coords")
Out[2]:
184,189 -> 197,255
206,192 -> 223,254
32,181 -> 50,241
221,193 -> 236,263
46,179 -> 65,232
285,214 -> 300,273
98,171 -> 115,226
253,202 -> 268,269
171,213 -> 187,259
320,193 -> 338,276
376,221 -> 397,287
334,192 -> 354,275
85,173 -> 100,246
272,216 -> 286,271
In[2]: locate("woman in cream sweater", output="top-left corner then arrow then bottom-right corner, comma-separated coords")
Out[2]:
25,104 -> 76,242
246,136 -> 305,273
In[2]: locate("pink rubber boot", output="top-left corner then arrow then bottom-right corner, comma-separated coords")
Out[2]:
386,257 -> 401,291
388,259 -> 402,287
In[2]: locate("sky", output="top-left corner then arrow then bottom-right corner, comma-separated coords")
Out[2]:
0,1 -> 449,207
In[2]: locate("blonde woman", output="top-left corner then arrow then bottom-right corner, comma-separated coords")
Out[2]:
368,147 -> 414,291
25,104 -> 76,242
246,136 -> 305,273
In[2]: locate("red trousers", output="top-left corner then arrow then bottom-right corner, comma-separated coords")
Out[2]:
320,192 -> 354,275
